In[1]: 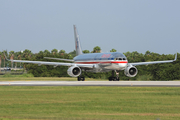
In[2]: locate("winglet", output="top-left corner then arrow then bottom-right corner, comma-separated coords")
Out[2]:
174,53 -> 177,61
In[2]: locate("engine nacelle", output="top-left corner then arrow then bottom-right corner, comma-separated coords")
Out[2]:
124,65 -> 138,77
67,66 -> 81,77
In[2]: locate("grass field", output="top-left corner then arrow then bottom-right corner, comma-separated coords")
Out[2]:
0,77 -> 77,81
0,83 -> 180,120
0,74 -> 105,81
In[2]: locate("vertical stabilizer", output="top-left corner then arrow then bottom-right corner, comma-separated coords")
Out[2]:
74,25 -> 83,56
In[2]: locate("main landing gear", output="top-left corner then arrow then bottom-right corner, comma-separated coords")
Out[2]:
77,71 -> 120,81
77,74 -> 85,81
108,70 -> 120,81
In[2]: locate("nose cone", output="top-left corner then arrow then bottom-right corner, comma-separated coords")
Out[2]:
118,61 -> 128,70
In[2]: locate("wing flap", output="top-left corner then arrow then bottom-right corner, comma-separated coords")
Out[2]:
44,57 -> 74,62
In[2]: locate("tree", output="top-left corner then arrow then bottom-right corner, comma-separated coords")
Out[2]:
110,49 -> 117,52
83,50 -> 90,53
60,50 -> 66,55
43,50 -> 50,56
92,46 -> 101,53
51,49 -> 58,55
69,50 -> 76,58
15,51 -> 23,68
145,50 -> 151,56
22,49 -> 32,59
9,51 -> 15,68
2,50 -> 8,68
36,51 -> 44,60
9,51 -> 14,57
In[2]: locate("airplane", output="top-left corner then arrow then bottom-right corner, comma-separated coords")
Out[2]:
5,25 -> 177,81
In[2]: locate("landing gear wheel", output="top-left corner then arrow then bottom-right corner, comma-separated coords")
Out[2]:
116,77 -> 119,81
77,77 -> 85,81
81,77 -> 85,81
113,77 -> 118,81
109,70 -> 120,81
108,77 -> 112,81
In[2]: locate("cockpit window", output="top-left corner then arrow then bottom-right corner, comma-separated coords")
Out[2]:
119,58 -> 122,60
115,58 -> 123,60
123,58 -> 126,60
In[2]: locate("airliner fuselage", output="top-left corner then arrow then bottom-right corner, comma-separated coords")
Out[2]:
74,52 -> 128,72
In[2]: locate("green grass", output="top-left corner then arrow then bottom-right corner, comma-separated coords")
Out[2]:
1,73 -> 180,81
0,75 -> 106,81
0,76 -> 77,81
1,73 -> 34,78
0,86 -> 180,120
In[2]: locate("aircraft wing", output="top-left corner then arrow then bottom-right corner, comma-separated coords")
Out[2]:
8,59 -> 94,68
130,53 -> 177,66
44,57 -> 74,62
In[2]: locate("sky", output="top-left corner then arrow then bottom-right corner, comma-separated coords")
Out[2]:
0,0 -> 180,55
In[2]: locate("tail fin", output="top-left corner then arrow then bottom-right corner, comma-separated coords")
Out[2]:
74,25 -> 83,56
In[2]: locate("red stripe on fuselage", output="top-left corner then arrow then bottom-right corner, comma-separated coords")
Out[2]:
75,61 -> 128,64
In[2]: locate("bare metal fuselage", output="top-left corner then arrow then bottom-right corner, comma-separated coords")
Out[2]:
73,52 -> 128,72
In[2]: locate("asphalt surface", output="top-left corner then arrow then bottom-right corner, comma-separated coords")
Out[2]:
0,81 -> 180,86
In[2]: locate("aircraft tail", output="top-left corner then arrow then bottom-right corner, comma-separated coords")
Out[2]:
74,25 -> 83,56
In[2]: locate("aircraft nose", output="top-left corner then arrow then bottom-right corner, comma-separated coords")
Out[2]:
118,61 -> 128,70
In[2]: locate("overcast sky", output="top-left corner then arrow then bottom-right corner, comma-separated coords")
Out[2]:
0,0 -> 179,54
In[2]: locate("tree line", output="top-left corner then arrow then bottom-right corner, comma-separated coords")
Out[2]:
0,46 -> 179,80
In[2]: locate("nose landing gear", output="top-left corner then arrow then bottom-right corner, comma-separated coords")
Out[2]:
108,70 -> 120,81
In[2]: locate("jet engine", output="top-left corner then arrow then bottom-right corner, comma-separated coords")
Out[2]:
67,66 -> 81,77
124,65 -> 138,77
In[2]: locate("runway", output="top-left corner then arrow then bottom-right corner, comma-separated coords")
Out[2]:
0,81 -> 180,86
